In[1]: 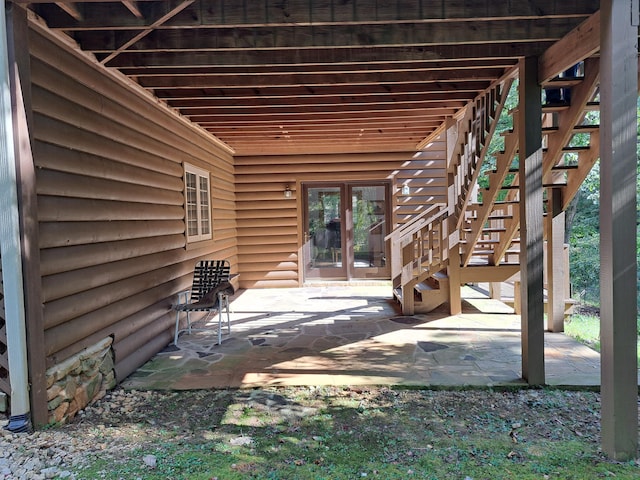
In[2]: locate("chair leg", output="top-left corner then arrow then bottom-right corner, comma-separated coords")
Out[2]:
174,311 -> 181,345
226,304 -> 231,334
217,300 -> 222,346
216,292 -> 232,345
223,294 -> 231,334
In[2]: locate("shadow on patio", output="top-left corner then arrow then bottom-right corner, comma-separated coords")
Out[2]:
121,285 -> 602,390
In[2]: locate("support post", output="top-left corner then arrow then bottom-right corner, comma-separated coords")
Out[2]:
518,56 -> 545,385
445,175 -> 462,315
0,3 -> 30,432
6,2 -> 48,428
489,282 -> 502,301
599,0 -> 638,461
546,188 -> 566,332
447,238 -> 462,315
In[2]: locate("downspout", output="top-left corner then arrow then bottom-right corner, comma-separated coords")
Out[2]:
0,5 -> 30,433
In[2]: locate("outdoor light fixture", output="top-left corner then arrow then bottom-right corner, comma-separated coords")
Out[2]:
284,185 -> 292,198
401,184 -> 410,195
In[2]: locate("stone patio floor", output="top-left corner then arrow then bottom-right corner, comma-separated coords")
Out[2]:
121,284 -> 610,391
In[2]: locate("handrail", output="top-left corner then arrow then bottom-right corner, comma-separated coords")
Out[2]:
387,204 -> 450,314
385,203 -> 445,243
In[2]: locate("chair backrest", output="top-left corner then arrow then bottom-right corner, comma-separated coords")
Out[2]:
190,260 -> 231,302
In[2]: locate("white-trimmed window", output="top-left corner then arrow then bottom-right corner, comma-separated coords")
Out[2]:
184,163 -> 212,242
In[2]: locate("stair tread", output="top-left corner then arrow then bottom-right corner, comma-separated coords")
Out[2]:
464,262 -> 520,267
542,104 -> 570,112
542,145 -> 591,153
574,124 -> 600,132
415,281 -> 436,292
551,164 -> 579,170
543,77 -> 582,87
543,124 -> 600,133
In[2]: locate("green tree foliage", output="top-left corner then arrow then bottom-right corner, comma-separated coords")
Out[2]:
567,162 -> 601,305
567,97 -> 640,311
477,81 -> 519,198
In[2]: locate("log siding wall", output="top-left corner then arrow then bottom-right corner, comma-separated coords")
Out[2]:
29,25 -> 236,381
235,145 -> 447,288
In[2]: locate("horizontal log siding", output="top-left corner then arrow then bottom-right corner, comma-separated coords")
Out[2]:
29,25 -> 236,380
235,151 -> 446,288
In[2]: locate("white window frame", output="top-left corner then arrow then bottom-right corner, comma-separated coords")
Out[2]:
183,163 -> 212,243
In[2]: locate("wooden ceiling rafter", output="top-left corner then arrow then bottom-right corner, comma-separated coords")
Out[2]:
20,0 -> 602,156
136,69 -> 507,89
118,58 -> 519,77
121,1 -> 143,18
54,2 -> 82,21
99,0 -> 195,65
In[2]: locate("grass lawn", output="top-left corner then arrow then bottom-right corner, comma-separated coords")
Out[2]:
65,387 -> 640,479
564,312 -> 640,366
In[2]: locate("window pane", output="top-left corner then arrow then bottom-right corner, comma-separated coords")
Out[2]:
199,175 -> 211,235
185,172 -> 198,236
184,165 -> 212,242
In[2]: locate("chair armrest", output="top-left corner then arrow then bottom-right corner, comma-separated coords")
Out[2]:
173,289 -> 191,307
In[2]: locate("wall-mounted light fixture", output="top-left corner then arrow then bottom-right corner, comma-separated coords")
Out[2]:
284,185 -> 292,198
401,184 -> 410,195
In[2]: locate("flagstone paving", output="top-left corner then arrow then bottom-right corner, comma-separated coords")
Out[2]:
122,285 -> 609,391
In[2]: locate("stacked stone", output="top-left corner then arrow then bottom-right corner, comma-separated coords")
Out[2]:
46,337 -> 116,425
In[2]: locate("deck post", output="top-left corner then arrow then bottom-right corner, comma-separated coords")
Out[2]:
0,3 -> 30,432
599,0 -> 638,461
518,56 -> 545,385
6,2 -> 48,428
546,188 -> 566,332
447,239 -> 462,315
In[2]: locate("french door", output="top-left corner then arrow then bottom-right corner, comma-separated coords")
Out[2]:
303,182 -> 390,281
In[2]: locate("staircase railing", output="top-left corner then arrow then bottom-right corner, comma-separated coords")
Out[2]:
452,68 -> 518,230
386,203 -> 449,314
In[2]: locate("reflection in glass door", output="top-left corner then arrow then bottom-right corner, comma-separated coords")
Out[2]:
303,183 -> 389,281
304,186 -> 345,279
350,185 -> 388,277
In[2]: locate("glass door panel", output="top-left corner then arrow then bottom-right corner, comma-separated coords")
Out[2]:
349,185 -> 389,278
303,182 -> 389,282
303,185 -> 345,279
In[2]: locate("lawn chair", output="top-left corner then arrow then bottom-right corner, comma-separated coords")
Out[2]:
173,259 -> 234,345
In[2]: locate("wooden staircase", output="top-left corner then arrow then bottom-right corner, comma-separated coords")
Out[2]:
386,203 -> 450,315
389,60 -> 601,315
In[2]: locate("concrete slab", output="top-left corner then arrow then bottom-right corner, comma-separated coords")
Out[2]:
121,285 -> 619,391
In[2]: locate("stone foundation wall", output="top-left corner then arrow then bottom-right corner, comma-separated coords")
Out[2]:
46,337 -> 116,424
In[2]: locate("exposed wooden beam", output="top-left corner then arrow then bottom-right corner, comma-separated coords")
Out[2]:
539,10 -> 600,84
185,107 -> 457,121
119,58 -> 518,77
55,2 -> 82,21
100,0 -> 194,65
77,17 -> 584,51
103,42 -> 557,68
28,0 -> 600,30
200,116 -> 443,127
121,1 -> 143,19
138,69 -> 505,89
163,93 -> 473,109
155,84 -> 483,99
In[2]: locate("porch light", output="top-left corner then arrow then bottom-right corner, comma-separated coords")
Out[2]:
401,184 -> 410,195
284,185 -> 292,198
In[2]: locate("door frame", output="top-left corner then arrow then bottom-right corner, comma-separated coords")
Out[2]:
301,180 -> 391,283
